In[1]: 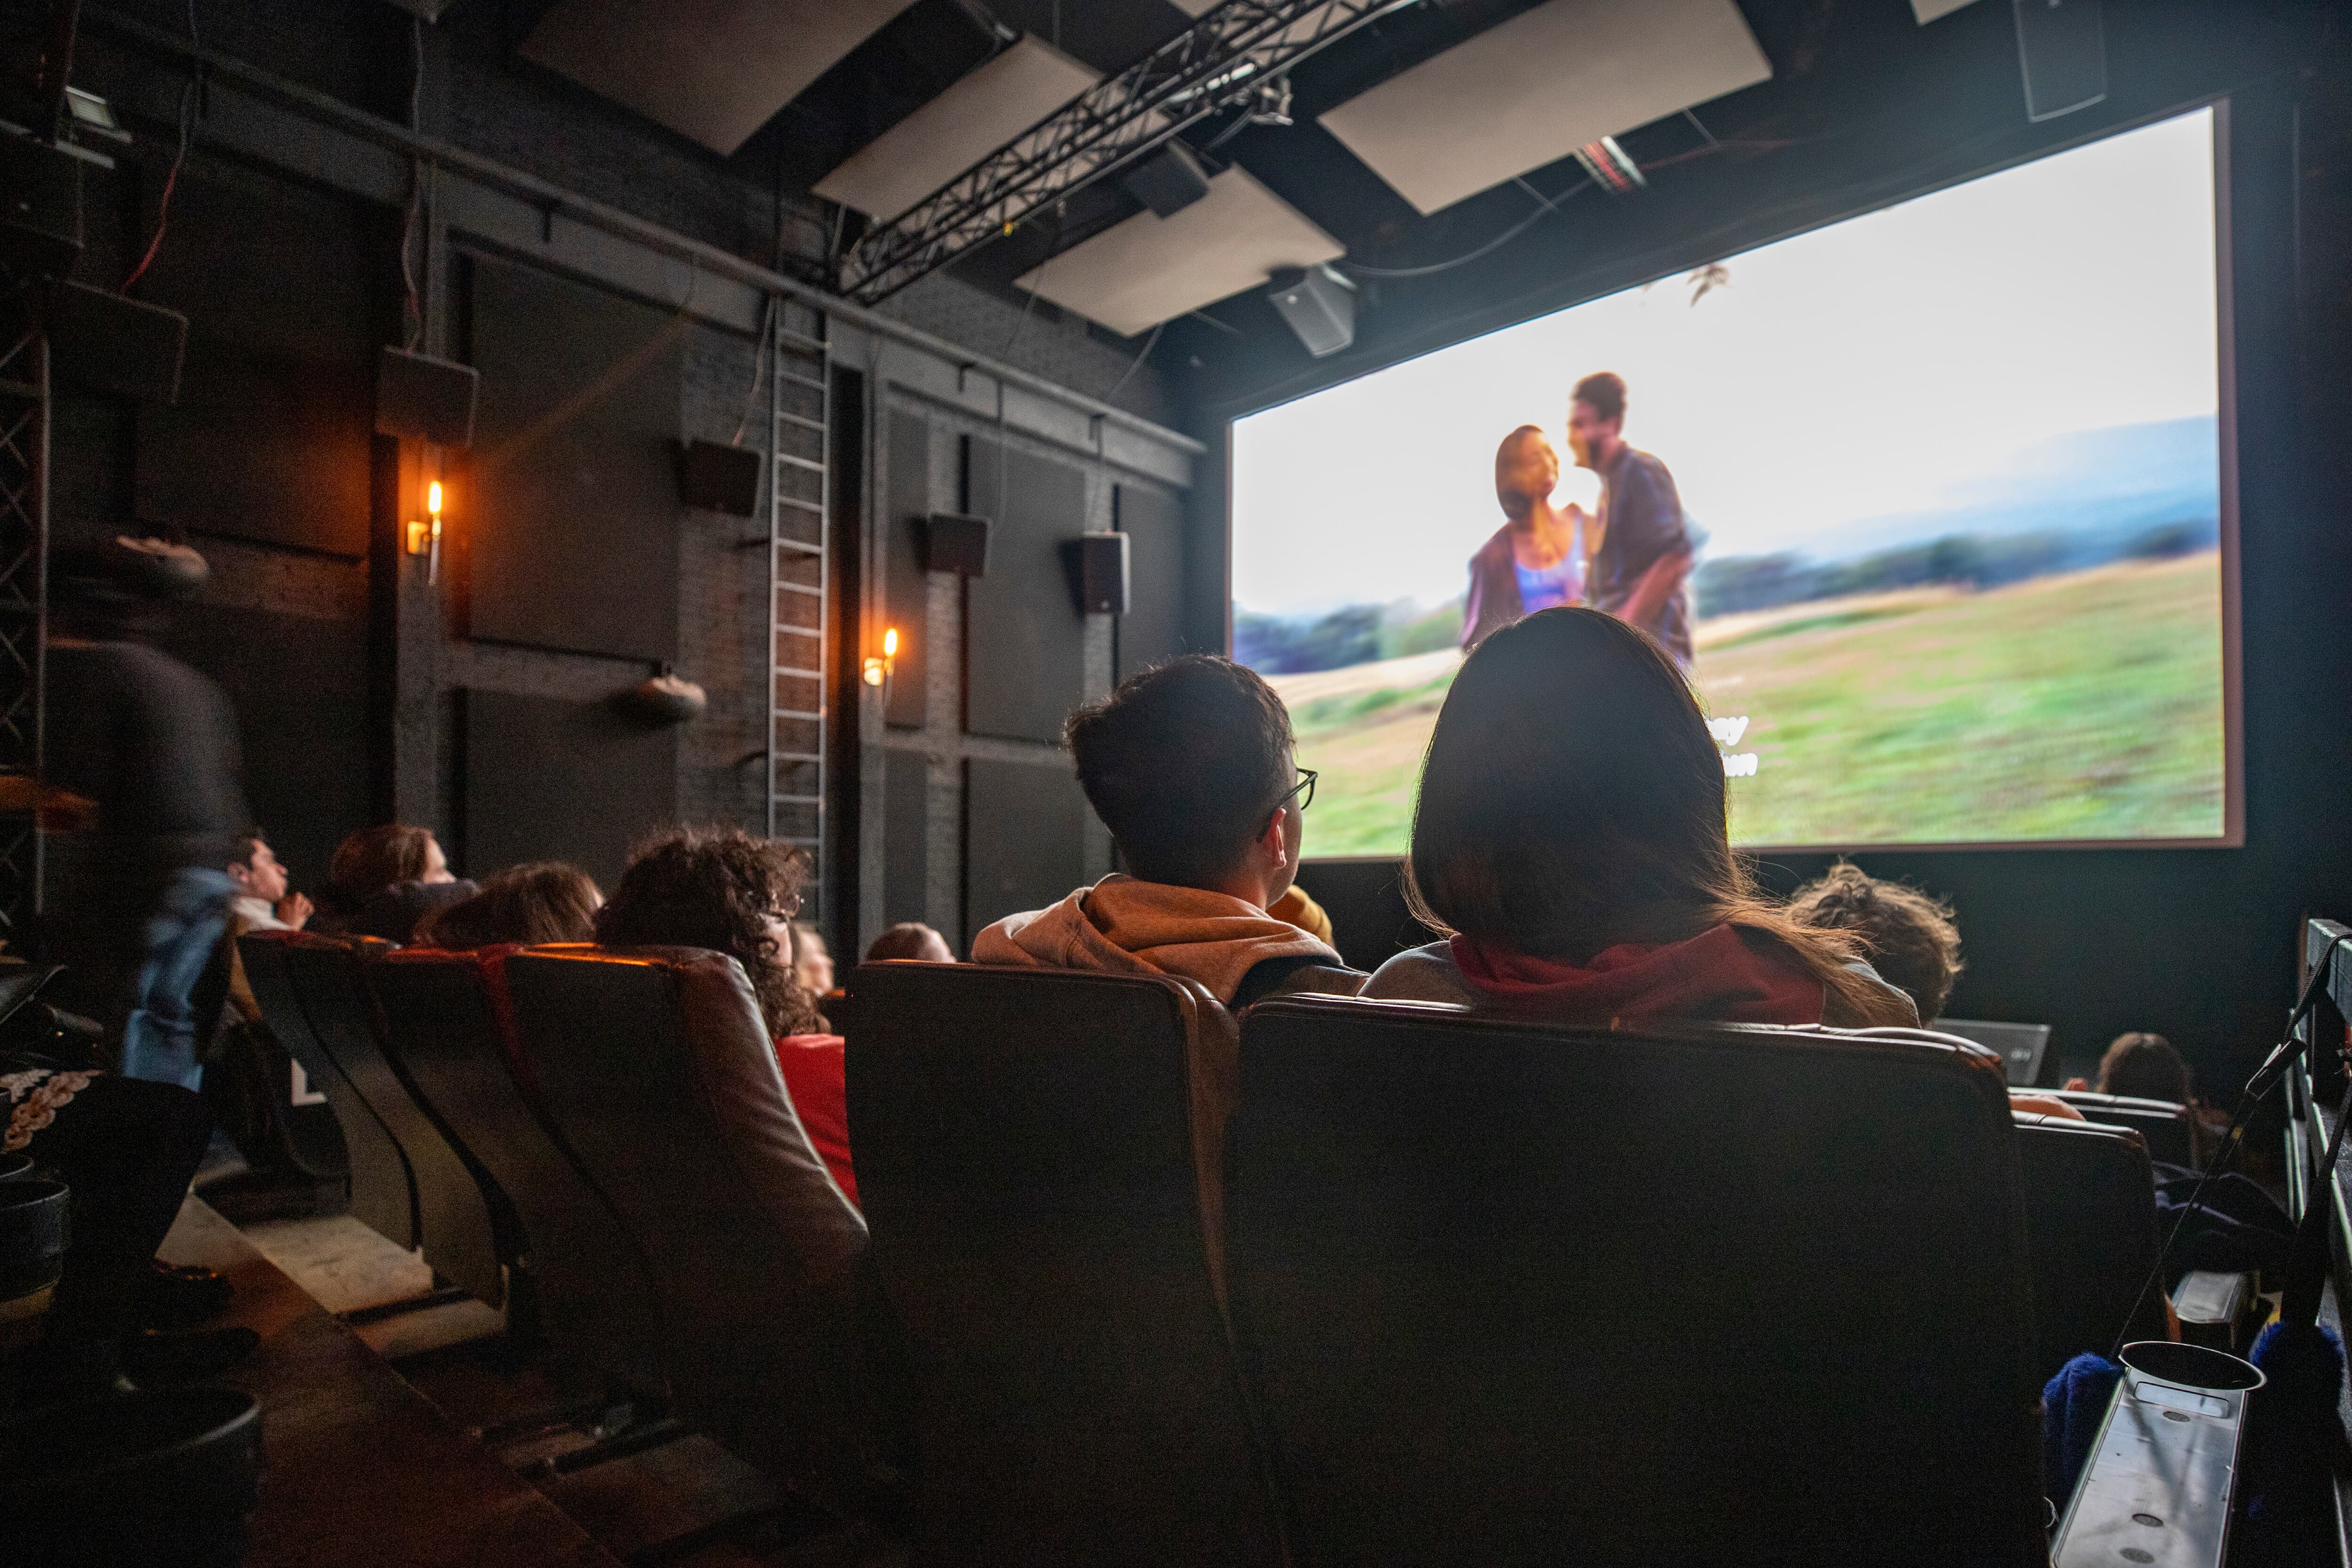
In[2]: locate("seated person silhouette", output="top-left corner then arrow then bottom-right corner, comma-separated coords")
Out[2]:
1364,608 -> 1915,1028
974,656 -> 1363,1009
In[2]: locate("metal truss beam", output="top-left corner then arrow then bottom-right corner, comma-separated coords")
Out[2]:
0,277 -> 48,930
838,0 -> 1414,305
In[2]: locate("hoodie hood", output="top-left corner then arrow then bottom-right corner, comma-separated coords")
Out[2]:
972,874 -> 1340,1006
1449,923 -> 1827,1026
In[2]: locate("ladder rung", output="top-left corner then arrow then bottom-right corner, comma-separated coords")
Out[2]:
773,751 -> 822,764
774,666 -> 822,680
777,836 -> 822,848
774,411 -> 826,434
778,581 -> 822,597
777,496 -> 823,515
778,370 -> 828,392
771,794 -> 825,806
775,453 -> 826,475
776,624 -> 820,639
775,538 -> 822,555
775,327 -> 828,353
773,708 -> 823,721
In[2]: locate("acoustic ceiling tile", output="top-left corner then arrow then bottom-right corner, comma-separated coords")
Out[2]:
522,0 -> 919,156
815,38 -> 1101,222
1016,167 -> 1343,338
1317,0 -> 1772,215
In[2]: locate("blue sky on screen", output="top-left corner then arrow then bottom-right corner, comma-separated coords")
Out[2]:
1231,108 -> 2218,620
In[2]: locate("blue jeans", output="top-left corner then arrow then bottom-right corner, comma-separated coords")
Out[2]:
118,868 -> 235,1091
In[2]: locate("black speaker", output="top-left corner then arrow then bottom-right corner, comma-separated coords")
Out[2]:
677,438 -> 763,516
1069,532 -> 1128,616
1120,144 -> 1211,219
2013,0 -> 2105,123
924,512 -> 989,576
375,346 -> 479,448
1266,264 -> 1358,359
49,281 -> 186,403
0,132 -> 83,278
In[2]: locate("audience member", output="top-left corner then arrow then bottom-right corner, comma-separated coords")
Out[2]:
1787,862 -> 1963,1022
792,921 -> 835,996
2067,1031 -> 2193,1104
36,549 -> 250,1090
224,829 -> 311,933
864,923 -> 956,963
595,829 -> 853,1205
973,656 -> 1362,1009
313,823 -> 477,943
1363,608 -> 1916,1028
416,862 -> 601,950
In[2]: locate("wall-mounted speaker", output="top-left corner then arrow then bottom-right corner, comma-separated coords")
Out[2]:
0,132 -> 82,278
677,438 -> 763,516
1266,264 -> 1358,359
2013,0 -> 2105,122
1068,531 -> 1129,616
49,280 -> 186,403
924,512 -> 990,576
375,346 -> 479,448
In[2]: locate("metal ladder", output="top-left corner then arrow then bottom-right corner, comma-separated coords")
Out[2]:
765,300 -> 829,919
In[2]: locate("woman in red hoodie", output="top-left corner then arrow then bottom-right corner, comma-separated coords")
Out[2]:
592,828 -> 858,1207
1363,607 -> 1916,1029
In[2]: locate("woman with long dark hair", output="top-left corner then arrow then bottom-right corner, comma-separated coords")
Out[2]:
1365,607 -> 1915,1027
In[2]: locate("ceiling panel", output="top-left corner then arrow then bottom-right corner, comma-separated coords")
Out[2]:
522,0 -> 920,156
1016,167 -> 1343,337
815,38 -> 1101,222
1318,0 -> 1772,215
1910,0 -> 1983,19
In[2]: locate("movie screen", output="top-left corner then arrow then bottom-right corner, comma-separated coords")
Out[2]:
1232,107 -> 2229,857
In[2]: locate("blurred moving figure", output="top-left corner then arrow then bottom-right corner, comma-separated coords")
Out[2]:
416,862 -> 601,950
313,824 -> 475,944
224,829 -> 310,933
40,550 -> 249,1090
864,923 -> 955,963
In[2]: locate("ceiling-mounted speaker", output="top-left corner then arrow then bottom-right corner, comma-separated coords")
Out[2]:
49,281 -> 186,404
1068,532 -> 1129,616
923,512 -> 989,577
375,347 -> 479,448
0,132 -> 83,278
1120,144 -> 1212,219
2013,0 -> 2105,122
1266,264 -> 1358,359
677,438 -> 763,516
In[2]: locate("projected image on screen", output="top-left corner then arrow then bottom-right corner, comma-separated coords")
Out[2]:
1231,108 -> 2228,857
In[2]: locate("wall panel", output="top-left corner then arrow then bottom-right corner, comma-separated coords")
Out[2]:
961,437 -> 1087,744
459,688 -> 679,888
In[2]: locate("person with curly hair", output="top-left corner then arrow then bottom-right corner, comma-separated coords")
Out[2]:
594,828 -> 851,1202
1785,861 -> 1965,1024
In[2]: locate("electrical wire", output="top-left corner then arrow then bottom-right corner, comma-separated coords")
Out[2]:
1342,176 -> 1591,280
121,0 -> 200,294
732,294 -> 777,447
1106,319 -> 1164,398
398,16 -> 424,350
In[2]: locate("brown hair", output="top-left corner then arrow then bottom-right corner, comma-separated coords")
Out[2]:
328,824 -> 437,898
2098,1032 -> 2190,1104
1787,863 -> 1964,1022
1403,607 -> 1890,1019
417,862 -> 601,951
865,922 -> 954,963
593,827 -> 820,1037
1066,654 -> 1296,888
1572,370 -> 1626,424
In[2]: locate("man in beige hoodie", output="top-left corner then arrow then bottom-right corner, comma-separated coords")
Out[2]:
973,656 -> 1363,1009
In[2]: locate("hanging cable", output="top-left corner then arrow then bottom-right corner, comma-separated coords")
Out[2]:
732,294 -> 778,447
1341,175 -> 1591,280
122,0 -> 200,294
1106,320 -> 1164,399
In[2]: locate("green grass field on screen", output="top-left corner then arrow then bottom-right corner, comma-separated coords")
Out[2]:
1275,551 -> 2227,857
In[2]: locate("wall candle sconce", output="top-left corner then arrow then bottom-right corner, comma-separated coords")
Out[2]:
407,479 -> 445,583
862,627 -> 900,689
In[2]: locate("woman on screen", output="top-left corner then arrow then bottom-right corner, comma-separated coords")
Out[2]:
1460,425 -> 1587,651
1367,607 -> 1917,1029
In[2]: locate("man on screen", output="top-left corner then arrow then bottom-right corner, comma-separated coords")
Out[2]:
1568,371 -> 1696,667
1460,425 -> 1587,651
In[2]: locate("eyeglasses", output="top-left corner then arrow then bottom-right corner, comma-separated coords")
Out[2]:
1273,768 -> 1318,815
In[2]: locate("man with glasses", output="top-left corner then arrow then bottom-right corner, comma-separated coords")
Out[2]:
973,656 -> 1363,1009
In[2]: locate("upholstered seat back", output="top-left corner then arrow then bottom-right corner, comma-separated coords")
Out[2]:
2013,1113 -> 2165,1382
499,947 -> 868,1501
237,931 -> 415,1249
2048,1089 -> 2198,1165
840,961 -> 1281,1568
1228,997 -> 2048,1568
371,948 -> 666,1392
